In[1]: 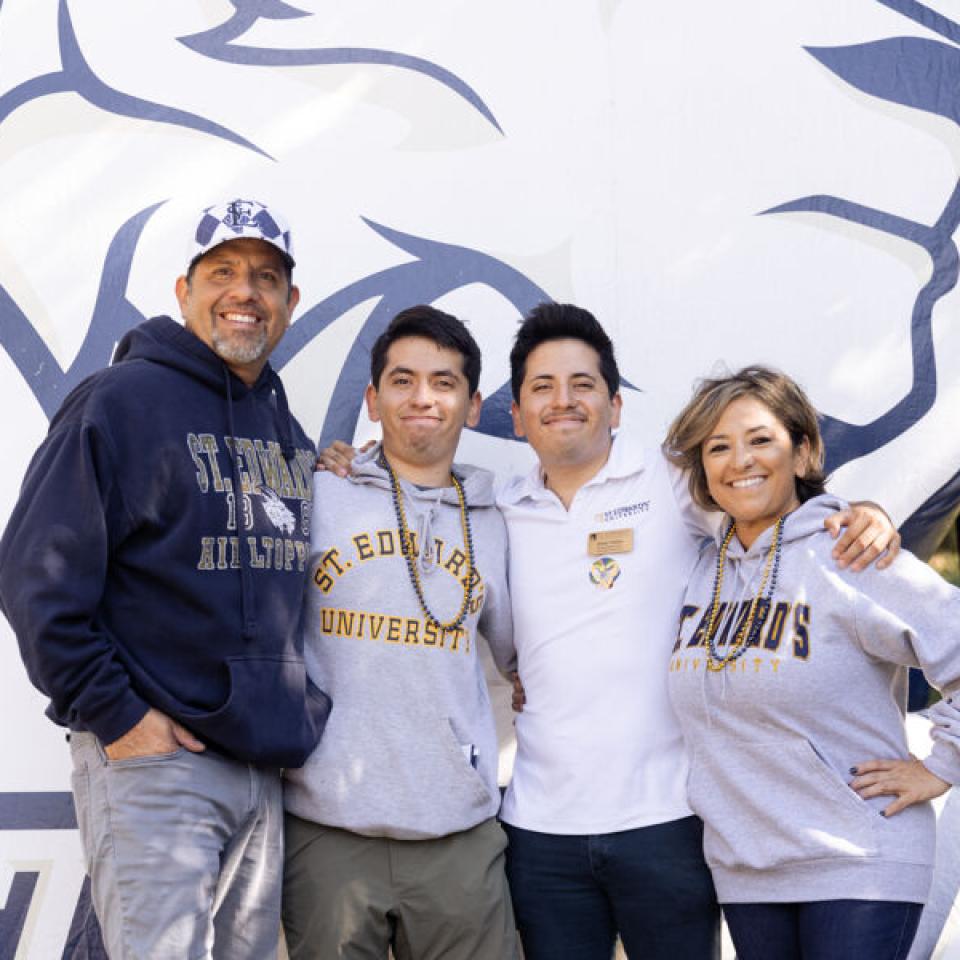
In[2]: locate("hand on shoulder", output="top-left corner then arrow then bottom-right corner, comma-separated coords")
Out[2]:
315,439 -> 373,477
823,500 -> 900,572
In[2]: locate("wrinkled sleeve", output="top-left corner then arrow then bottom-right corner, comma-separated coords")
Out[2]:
849,552 -> 960,784
0,413 -> 150,745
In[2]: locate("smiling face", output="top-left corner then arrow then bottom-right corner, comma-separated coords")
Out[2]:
702,394 -> 811,548
365,335 -> 481,484
175,237 -> 299,385
511,338 -> 622,474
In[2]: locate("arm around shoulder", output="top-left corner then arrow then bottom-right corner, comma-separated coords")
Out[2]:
824,500 -> 900,571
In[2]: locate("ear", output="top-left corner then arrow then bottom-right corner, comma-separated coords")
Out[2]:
174,275 -> 190,314
365,383 -> 381,423
511,400 -> 526,439
610,392 -> 623,430
286,284 -> 300,320
466,391 -> 482,429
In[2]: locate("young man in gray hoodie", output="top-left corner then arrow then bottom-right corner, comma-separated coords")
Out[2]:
282,305 -> 519,960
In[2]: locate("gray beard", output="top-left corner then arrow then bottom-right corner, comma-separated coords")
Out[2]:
211,327 -> 268,367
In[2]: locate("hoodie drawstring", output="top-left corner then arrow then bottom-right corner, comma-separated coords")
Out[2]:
269,368 -> 296,463
223,365 -> 302,643
223,367 -> 258,643
414,488 -> 445,575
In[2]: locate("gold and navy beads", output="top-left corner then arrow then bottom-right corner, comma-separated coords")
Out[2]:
703,516 -> 784,672
384,456 -> 476,632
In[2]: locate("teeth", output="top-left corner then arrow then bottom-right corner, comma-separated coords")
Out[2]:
223,313 -> 257,325
731,477 -> 764,489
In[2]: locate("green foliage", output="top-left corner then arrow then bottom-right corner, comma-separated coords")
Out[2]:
931,524 -> 960,588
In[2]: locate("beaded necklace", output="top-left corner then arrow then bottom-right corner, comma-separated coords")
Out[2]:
703,516 -> 785,672
383,453 -> 476,632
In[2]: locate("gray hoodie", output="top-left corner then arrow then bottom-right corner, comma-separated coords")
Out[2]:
284,445 -> 515,840
668,494 -> 960,904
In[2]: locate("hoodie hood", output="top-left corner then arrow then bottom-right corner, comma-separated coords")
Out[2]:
114,316 -> 296,461
714,493 -> 847,559
350,442 -> 498,508
114,315 -> 228,391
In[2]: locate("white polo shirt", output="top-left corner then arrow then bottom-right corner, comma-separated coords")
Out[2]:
498,432 -> 714,834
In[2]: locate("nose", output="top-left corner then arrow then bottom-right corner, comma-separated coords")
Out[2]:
230,268 -> 259,301
733,441 -> 755,469
410,381 -> 435,407
553,383 -> 575,408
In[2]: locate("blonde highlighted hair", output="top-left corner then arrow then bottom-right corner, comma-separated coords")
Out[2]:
663,365 -> 827,512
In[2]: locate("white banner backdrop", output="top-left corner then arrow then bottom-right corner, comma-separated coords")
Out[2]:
2,0 -> 960,954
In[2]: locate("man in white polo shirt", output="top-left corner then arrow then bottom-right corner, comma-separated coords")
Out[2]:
499,302 -> 899,960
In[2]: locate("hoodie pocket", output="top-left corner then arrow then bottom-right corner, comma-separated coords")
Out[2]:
288,705 -> 496,839
439,717 -> 490,799
688,737 -> 878,872
157,655 -> 331,768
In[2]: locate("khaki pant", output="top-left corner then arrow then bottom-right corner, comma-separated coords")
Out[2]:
282,815 -> 519,959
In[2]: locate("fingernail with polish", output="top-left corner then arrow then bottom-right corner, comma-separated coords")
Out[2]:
849,767 -> 858,775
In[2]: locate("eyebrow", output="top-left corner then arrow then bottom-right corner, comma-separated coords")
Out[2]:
528,371 -> 598,382
707,424 -> 772,442
204,253 -> 280,269
387,365 -> 463,380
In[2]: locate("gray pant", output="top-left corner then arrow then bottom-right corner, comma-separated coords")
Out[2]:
70,731 -> 282,959
282,815 -> 519,960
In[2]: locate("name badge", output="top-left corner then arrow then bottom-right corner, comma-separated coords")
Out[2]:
588,528 -> 634,556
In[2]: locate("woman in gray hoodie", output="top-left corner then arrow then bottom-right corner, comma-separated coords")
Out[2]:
663,366 -> 960,960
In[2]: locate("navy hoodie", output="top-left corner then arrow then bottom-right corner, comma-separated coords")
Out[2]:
0,316 -> 330,766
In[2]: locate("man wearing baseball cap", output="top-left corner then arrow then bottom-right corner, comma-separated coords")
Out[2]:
0,198 -> 330,958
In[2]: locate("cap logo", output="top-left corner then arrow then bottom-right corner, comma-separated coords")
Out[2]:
223,199 -> 257,229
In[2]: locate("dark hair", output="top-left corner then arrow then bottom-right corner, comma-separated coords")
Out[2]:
370,305 -> 482,394
510,302 -> 620,401
663,365 -> 828,511
185,243 -> 294,287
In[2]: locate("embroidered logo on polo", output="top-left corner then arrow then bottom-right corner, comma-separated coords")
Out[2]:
589,556 -> 621,590
594,501 -> 650,524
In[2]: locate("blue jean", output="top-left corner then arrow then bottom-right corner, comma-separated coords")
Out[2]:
723,900 -> 923,960
503,816 -> 720,960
